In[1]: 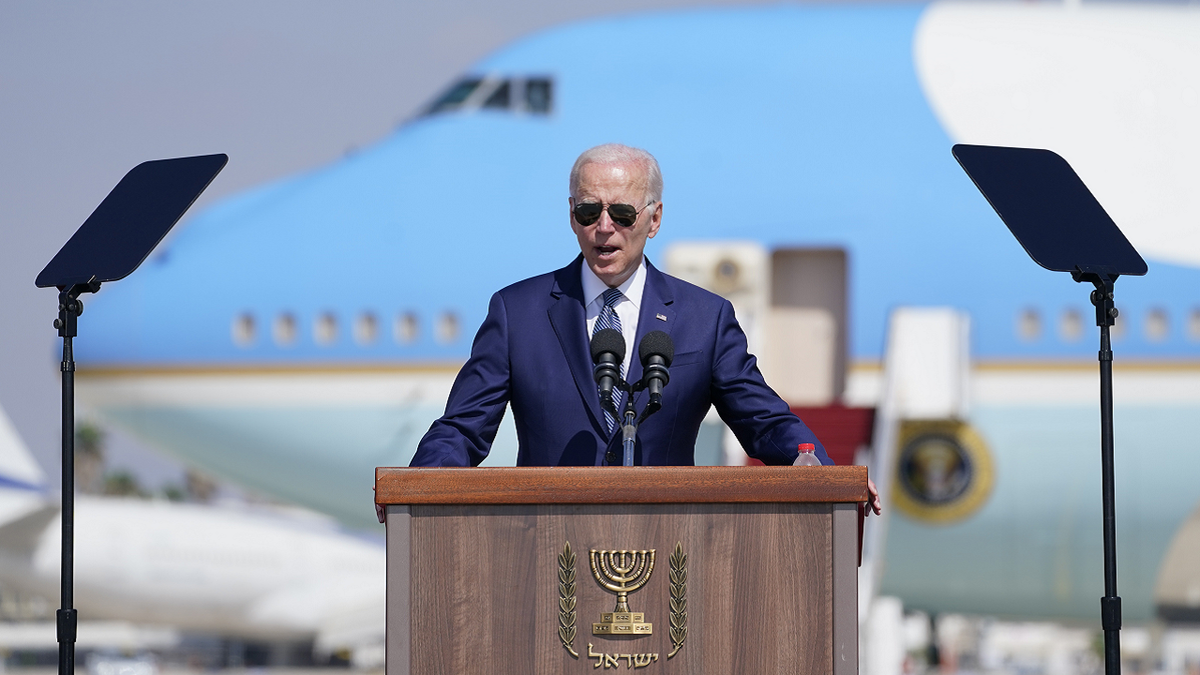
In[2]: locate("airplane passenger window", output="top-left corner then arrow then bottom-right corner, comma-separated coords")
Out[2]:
1058,309 -> 1083,343
395,312 -> 419,344
525,78 -> 552,113
315,312 -> 338,346
1145,308 -> 1169,342
274,313 -> 297,347
483,81 -> 511,109
1017,308 -> 1041,342
355,312 -> 378,345
232,313 -> 255,347
1189,309 -> 1200,341
427,78 -> 482,114
436,311 -> 460,344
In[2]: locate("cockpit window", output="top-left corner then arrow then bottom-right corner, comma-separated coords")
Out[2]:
424,76 -> 553,116
428,78 -> 483,114
525,78 -> 551,113
483,81 -> 511,109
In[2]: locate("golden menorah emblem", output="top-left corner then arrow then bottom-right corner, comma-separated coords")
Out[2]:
589,549 -> 655,636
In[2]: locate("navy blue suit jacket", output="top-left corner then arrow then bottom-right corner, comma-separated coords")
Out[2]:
411,257 -> 830,467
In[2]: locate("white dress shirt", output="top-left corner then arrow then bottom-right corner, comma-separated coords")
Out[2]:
581,257 -> 647,377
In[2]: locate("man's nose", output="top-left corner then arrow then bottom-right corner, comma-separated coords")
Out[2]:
595,211 -> 617,233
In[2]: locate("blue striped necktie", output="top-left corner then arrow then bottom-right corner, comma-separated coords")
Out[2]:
593,287 -> 624,433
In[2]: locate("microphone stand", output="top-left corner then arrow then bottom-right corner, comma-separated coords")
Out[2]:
620,382 -> 647,466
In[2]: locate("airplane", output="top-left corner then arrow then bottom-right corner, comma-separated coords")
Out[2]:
0,403 -> 385,666
64,0 -> 1200,638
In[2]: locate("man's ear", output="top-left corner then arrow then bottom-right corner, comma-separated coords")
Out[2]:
647,202 -> 663,238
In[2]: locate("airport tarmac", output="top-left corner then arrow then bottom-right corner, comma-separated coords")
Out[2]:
3,620 -> 1199,674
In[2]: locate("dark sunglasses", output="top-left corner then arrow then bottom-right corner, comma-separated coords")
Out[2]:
572,200 -> 655,227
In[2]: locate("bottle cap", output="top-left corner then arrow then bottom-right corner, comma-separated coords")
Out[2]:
798,443 -> 815,452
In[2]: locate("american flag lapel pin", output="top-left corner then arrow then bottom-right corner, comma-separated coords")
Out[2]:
656,313 -> 667,321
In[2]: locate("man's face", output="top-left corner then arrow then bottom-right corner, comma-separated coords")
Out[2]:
570,161 -> 662,288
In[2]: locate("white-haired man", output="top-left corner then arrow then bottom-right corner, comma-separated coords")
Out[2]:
411,144 -> 881,513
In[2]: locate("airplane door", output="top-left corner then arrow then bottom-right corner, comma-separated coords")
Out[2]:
763,248 -> 848,406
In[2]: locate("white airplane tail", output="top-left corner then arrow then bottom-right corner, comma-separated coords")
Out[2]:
0,404 -> 52,529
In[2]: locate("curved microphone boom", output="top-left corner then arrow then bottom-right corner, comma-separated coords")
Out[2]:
591,328 -> 626,415
638,331 -> 674,418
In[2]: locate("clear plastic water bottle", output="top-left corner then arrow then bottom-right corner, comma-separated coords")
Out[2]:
794,442 -> 822,466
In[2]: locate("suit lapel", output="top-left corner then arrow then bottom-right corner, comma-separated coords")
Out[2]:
628,259 -> 677,391
548,257 -> 606,434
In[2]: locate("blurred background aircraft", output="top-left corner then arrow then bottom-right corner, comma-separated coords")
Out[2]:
0,403 -> 385,668
4,1 -> 1200,673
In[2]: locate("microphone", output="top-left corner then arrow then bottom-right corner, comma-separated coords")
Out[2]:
590,328 -> 626,415
638,331 -> 674,415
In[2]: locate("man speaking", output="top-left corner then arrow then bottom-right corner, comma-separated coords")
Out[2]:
412,143 -> 874,505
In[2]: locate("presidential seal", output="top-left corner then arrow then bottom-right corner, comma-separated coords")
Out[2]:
893,420 -> 994,524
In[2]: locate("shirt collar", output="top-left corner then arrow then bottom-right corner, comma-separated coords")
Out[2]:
581,257 -> 647,311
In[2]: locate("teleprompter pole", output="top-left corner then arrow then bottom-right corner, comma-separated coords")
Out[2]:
53,281 -> 99,675
33,153 -> 227,675
1080,271 -> 1122,675
951,144 -> 1142,675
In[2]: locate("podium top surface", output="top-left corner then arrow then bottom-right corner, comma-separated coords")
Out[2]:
375,466 -> 868,505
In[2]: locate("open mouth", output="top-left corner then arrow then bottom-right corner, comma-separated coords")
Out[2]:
596,246 -> 619,257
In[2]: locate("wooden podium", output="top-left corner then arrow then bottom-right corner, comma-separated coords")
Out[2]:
375,466 -> 867,675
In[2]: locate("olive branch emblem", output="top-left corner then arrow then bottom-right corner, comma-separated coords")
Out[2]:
667,541 -> 688,658
558,541 -> 579,658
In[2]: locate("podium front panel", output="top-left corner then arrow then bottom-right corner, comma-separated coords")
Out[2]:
380,467 -> 865,675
